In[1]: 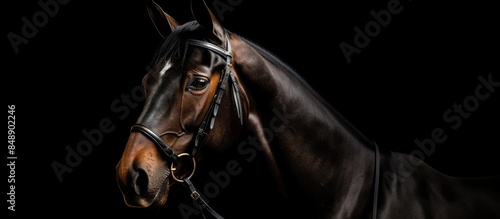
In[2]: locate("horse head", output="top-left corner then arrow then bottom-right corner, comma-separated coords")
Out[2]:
116,0 -> 248,208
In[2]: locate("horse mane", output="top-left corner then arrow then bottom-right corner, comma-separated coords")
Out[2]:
235,33 -> 375,146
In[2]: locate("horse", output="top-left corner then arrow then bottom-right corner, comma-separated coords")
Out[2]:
115,0 -> 500,218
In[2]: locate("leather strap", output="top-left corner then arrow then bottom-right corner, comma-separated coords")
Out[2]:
184,179 -> 224,219
189,32 -> 243,154
130,124 -> 180,164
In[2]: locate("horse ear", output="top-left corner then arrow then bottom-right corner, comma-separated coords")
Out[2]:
190,0 -> 225,41
146,0 -> 180,38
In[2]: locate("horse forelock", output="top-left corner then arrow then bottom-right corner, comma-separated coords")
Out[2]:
149,22 -> 197,73
149,21 -> 227,75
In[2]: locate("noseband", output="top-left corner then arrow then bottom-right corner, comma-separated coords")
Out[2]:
130,31 -> 241,219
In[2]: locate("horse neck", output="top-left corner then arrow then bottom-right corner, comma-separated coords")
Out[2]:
231,35 -> 377,216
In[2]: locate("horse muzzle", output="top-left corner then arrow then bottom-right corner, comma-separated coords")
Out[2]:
116,133 -> 172,208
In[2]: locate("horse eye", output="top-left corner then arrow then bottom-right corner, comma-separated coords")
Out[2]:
187,77 -> 209,91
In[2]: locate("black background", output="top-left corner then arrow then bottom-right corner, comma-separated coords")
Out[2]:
4,0 -> 499,218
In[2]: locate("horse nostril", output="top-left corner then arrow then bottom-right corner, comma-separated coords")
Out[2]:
132,168 -> 149,196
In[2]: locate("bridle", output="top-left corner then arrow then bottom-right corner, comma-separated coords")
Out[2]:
128,30 -> 381,219
130,31 -> 241,219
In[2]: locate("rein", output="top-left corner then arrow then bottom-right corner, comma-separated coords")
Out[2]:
130,31 -> 381,219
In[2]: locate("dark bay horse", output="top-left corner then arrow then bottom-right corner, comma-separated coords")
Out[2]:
116,0 -> 500,218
